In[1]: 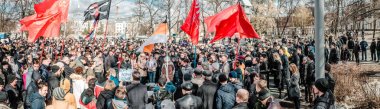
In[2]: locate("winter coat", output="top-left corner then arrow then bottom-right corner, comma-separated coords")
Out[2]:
46,100 -> 76,109
370,42 -> 376,52
313,90 -> 335,109
353,43 -> 361,55
348,40 -> 355,49
96,90 -> 114,109
105,55 -> 117,71
306,61 -> 315,85
360,41 -> 368,51
60,78 -> 77,108
220,62 -> 230,75
70,73 -> 87,108
126,82 -> 148,109
25,81 -> 38,108
111,99 -> 128,109
377,41 -> 380,51
196,80 -> 218,109
175,94 -> 203,109
232,81 -> 244,92
329,48 -> 339,64
289,73 -> 300,98
174,81 -> 199,100
62,62 -> 74,78
29,92 -> 45,109
5,84 -> 20,109
40,65 -> 50,82
216,83 -> 236,109
232,102 -> 249,109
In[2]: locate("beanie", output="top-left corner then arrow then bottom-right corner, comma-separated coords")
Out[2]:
314,78 -> 329,92
229,71 -> 238,78
53,87 -> 66,100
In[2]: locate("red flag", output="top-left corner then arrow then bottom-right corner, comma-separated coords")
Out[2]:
237,4 -> 259,39
180,0 -> 200,45
210,4 -> 260,43
205,5 -> 239,33
26,13 -> 61,42
20,15 -> 37,31
34,0 -> 70,23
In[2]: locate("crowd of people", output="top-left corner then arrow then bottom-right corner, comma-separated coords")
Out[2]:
0,32 -> 377,109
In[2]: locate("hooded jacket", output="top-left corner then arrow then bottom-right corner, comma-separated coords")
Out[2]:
96,90 -> 114,109
60,78 -> 77,108
29,92 -> 45,109
216,83 -> 236,109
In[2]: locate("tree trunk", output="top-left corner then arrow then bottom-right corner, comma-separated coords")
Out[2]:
335,0 -> 340,37
373,19 -> 376,38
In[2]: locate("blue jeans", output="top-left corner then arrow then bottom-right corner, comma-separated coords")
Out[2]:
148,71 -> 156,83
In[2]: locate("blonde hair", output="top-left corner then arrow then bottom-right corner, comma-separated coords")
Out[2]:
273,53 -> 282,64
289,63 -> 299,74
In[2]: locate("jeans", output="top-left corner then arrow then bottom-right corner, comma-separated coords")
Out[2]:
292,97 -> 301,109
362,50 -> 367,60
377,50 -> 380,62
371,51 -> 376,61
148,71 -> 156,83
348,49 -> 353,60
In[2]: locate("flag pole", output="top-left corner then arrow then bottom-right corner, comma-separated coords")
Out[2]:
102,0 -> 112,52
193,45 -> 197,67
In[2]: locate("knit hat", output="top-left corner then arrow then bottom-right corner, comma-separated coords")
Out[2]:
229,71 -> 238,78
257,89 -> 271,101
0,92 -> 7,102
314,78 -> 329,92
53,87 -> 66,100
183,73 -> 192,81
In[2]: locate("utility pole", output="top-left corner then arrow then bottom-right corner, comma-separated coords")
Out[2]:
315,0 -> 325,79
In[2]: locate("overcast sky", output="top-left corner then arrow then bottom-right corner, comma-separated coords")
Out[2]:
68,0 -> 137,21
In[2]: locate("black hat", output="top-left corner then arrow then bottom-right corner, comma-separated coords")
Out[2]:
0,92 -> 7,102
181,82 -> 193,91
202,70 -> 212,77
7,75 -> 16,83
314,78 -> 329,92
257,89 -> 271,101
218,74 -> 228,83
51,65 -> 60,73
194,69 -> 203,75
183,73 -> 192,81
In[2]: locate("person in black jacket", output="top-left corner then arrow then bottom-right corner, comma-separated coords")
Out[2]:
25,69 -> 42,109
370,39 -> 377,61
377,38 -> 380,62
5,75 -> 20,109
196,70 -> 217,109
175,82 -> 202,109
312,78 -> 335,109
305,54 -> 315,103
126,71 -> 148,109
353,41 -> 361,64
360,38 -> 368,61
272,53 -> 283,97
329,44 -> 339,64
348,38 -> 355,61
96,80 -> 115,109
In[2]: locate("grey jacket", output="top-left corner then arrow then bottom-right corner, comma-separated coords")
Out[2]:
289,73 -> 300,98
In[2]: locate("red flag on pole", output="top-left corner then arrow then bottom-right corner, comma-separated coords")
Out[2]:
26,13 -> 61,42
34,0 -> 70,23
180,0 -> 200,45
210,4 -> 260,43
205,5 -> 239,33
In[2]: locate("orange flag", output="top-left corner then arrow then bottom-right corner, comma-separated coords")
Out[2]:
143,23 -> 168,53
